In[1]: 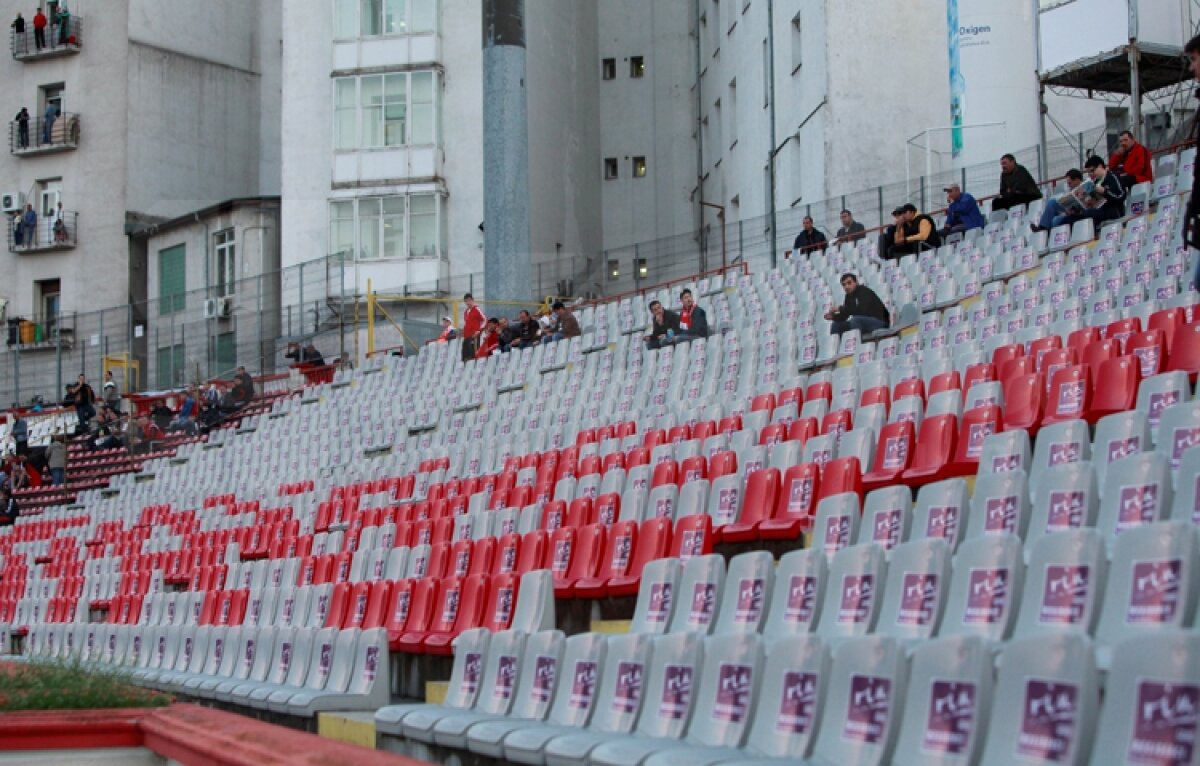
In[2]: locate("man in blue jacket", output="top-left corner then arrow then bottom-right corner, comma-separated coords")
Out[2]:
938,184 -> 985,238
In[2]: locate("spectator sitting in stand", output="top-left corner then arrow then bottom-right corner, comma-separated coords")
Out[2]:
504,310 -> 539,351
428,316 -> 457,345
141,416 -> 164,448
938,183 -> 985,238
675,288 -> 709,341
892,203 -> 941,256
834,209 -> 866,244
1030,168 -> 1090,232
992,153 -> 1043,211
1055,155 -> 1125,228
150,402 -> 174,432
45,434 -> 65,486
474,318 -> 501,359
89,406 -> 121,450
231,366 -> 255,404
8,455 -> 29,491
791,216 -> 828,256
824,273 -> 891,336
878,206 -> 905,260
285,341 -> 324,366
644,299 -> 680,350
72,373 -> 96,432
542,301 -> 580,344
1108,130 -> 1153,187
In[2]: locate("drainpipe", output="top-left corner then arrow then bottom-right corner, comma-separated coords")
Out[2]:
695,0 -> 706,269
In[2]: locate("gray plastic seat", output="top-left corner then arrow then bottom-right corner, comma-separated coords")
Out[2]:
1135,371 -> 1192,443
1028,462 -> 1099,548
674,479 -> 709,521
1012,529 -> 1106,640
267,626 -> 341,713
1172,444 -> 1200,524
630,558 -> 682,634
1086,632 -> 1200,766
465,632 -> 607,759
431,630 -> 566,750
1096,452 -> 1173,548
711,551 -> 774,636
506,632 -> 654,765
813,492 -> 862,562
874,538 -> 951,645
1157,399 -> 1200,469
761,548 -> 826,643
911,479 -> 970,552
965,470 -> 1031,541
1091,410 -> 1152,495
666,554 -> 727,634
1093,521 -> 1199,668
816,543 -> 887,641
376,628 -> 491,735
706,474 -> 744,529
243,627 -> 316,706
976,430 -> 1031,478
284,627 -> 388,716
856,486 -> 913,554
977,633 -> 1098,766
585,632 -> 706,766
646,484 -> 680,523
835,427 -> 876,472
889,635 -> 992,765
1028,420 -> 1091,499
938,534 -> 1024,645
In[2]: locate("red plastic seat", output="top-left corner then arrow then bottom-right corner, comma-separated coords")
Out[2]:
651,461 -> 679,489
1038,348 -> 1079,389
1067,326 -> 1101,355
818,457 -> 863,502
626,447 -> 651,469
691,420 -> 717,442
574,520 -> 639,598
385,579 -> 422,648
642,429 -> 666,451
717,415 -> 743,434
478,572 -> 520,633
516,530 -> 548,575
360,580 -> 392,630
342,582 -> 373,629
961,363 -> 997,402
709,451 -> 738,479
594,493 -> 622,525
900,415 -> 959,486
616,421 -> 638,439
786,417 -> 820,445
1126,330 -> 1167,378
1042,365 -> 1091,426
394,576 -> 462,652
331,551 -> 354,584
448,540 -> 475,579
990,342 -> 1024,370
821,409 -> 853,439
567,498 -> 595,529
575,428 -> 598,446
1086,355 -> 1141,422
1027,336 -> 1063,370
1002,373 -> 1045,433
759,462 -> 822,540
606,517 -> 672,597
602,452 -> 626,473
1000,357 -> 1037,383
667,425 -> 692,444
927,371 -> 962,398
858,385 -> 892,411
805,381 -> 832,403
1148,308 -> 1187,352
892,377 -> 926,402
1082,339 -> 1120,371
420,574 -> 490,655
323,582 -> 352,628
668,514 -> 713,560
721,468 -> 782,543
578,455 -> 602,478
423,542 -> 450,580
778,387 -> 804,408
862,421 -> 916,491
540,500 -> 568,532
547,528 -> 577,585
750,393 -> 777,414
680,456 -> 708,483
946,404 -> 1003,475
1103,317 -> 1141,350
495,534 -> 522,575
1168,322 -> 1200,379
759,423 -> 788,447
554,523 -> 607,597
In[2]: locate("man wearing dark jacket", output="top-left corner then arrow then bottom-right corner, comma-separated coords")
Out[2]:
824,274 -> 890,336
792,216 -> 828,255
1059,155 -> 1125,227
504,310 -> 539,351
892,204 -> 941,256
644,300 -> 680,349
993,154 -> 1043,211
676,288 -> 709,341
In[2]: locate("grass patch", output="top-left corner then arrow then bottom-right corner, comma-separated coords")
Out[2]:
0,660 -> 171,711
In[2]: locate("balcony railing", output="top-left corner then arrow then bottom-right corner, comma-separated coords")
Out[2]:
5,312 -> 74,351
10,112 -> 79,155
8,210 -> 77,253
10,16 -> 81,61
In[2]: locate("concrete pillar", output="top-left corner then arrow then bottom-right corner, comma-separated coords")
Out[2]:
482,0 -> 532,303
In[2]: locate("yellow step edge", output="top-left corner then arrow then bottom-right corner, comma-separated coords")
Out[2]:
317,712 -> 377,749
590,619 -> 632,635
425,680 -> 449,705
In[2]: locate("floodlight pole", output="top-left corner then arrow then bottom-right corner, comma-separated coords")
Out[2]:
1129,0 -> 1141,137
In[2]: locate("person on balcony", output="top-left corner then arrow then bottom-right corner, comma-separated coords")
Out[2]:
13,108 -> 29,149
42,101 -> 58,145
20,204 -> 35,249
32,7 -> 46,50
11,13 -> 26,55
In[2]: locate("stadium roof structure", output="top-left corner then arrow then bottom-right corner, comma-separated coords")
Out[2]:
1040,42 -> 1190,101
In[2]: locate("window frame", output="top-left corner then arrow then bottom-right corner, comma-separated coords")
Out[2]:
214,228 -> 236,298
158,244 -> 186,316
332,70 -> 440,151
328,193 -> 446,262
334,0 -> 438,40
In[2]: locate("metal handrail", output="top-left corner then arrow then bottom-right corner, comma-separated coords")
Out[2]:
7,210 -> 77,251
9,112 -> 79,152
9,15 -> 81,58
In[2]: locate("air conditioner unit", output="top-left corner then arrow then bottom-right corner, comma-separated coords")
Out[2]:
218,296 -> 233,317
204,297 -> 234,320
1,192 -> 22,213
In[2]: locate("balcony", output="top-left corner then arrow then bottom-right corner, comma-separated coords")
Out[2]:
10,17 -> 82,61
8,210 -> 77,253
9,113 -> 80,156
4,312 -> 74,352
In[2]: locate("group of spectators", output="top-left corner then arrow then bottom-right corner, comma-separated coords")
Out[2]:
644,288 -> 709,349
10,3 -> 72,53
434,294 -> 584,362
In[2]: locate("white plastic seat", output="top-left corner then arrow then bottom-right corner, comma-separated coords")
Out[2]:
711,551 -> 774,636
938,534 -> 1024,645
813,492 -> 862,562
965,470 -> 1031,541
874,538 -> 951,645
266,626 -> 339,712
1137,372 -> 1192,444
1091,410 -> 1152,495
1012,529 -> 1107,640
815,543 -> 887,641
856,486 -> 913,554
630,558 -> 682,634
1029,420 -> 1091,499
976,430 -> 1032,478
705,474 -> 744,530
1096,452 -> 1173,547
911,479 -> 970,552
761,548 -> 826,644
376,628 -> 492,735
666,554 -> 726,634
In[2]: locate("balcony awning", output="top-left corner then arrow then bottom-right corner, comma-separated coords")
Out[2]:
1040,42 -> 1190,97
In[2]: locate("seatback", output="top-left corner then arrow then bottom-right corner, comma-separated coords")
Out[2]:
813,492 -> 863,561
584,632 -> 655,734
1095,521 -> 1200,651
1087,633 -> 1200,766
874,538 -> 950,642
646,484 -> 679,522
856,486 -> 912,554
544,632 -> 609,727
706,474 -> 744,527
679,633 -> 764,748
242,625 -> 278,683
976,430 -> 1031,478
440,628 -> 492,710
1028,463 -> 1099,546
738,635 -> 829,759
807,635 -> 908,766
631,631 -> 705,739
510,569 -> 556,634
1097,452 -> 1173,547
506,630 -> 567,721
912,479 -> 970,552
977,633 -> 1098,766
712,551 -> 774,636
1013,529 -> 1107,639
1173,446 -> 1200,526
1091,410 -> 1152,492
302,627 -> 340,691
666,554 -> 727,634
939,534 -> 1024,644
473,630 -> 529,716
280,627 -> 316,689
890,635 -> 993,765
762,549 -> 826,642
630,557 -> 682,634
1156,399 -> 1200,469
816,543 -> 888,641
965,470 -> 1031,541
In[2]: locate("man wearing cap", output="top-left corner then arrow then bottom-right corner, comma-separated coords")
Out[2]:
938,184 -> 984,238
429,316 -> 457,345
878,206 -> 906,260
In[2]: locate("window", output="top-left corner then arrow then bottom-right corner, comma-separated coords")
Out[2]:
158,244 -> 186,316
214,229 -> 235,298
36,278 -> 59,336
37,178 -> 60,218
334,0 -> 437,38
328,194 -> 445,261
632,157 -> 647,178
332,70 -> 438,149
602,58 -> 616,80
728,79 -> 737,147
790,13 -> 802,73
604,158 -> 618,179
636,258 -> 648,278
213,332 -> 236,378
156,344 -> 185,389
608,259 -> 620,280
630,56 -> 645,78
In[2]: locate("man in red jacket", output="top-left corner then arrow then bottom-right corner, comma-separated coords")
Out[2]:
474,318 -> 501,360
1108,130 -> 1153,187
32,7 -> 46,49
460,292 -> 486,362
